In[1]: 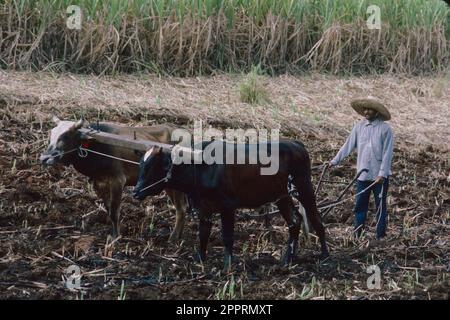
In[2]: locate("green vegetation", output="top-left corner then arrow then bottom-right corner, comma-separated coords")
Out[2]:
1,0 -> 449,75
239,64 -> 270,104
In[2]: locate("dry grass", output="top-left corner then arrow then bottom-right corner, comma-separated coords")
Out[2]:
239,65 -> 270,105
0,0 -> 449,75
0,70 -> 449,149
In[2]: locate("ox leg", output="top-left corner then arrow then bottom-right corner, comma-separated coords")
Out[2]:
277,197 -> 300,265
221,210 -> 235,272
165,189 -> 187,243
93,180 -> 114,236
94,178 -> 124,239
108,179 -> 125,238
292,175 -> 329,259
197,209 -> 213,263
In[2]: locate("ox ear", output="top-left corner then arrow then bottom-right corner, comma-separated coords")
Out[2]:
143,147 -> 155,162
52,115 -> 61,124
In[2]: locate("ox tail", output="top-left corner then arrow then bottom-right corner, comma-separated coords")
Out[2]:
296,203 -> 310,245
288,175 -> 310,243
289,143 -> 328,255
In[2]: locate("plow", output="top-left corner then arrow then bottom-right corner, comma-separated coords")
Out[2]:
240,167 -> 369,224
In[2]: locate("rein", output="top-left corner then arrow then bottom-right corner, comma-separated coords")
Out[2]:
78,147 -> 140,165
45,143 -> 172,194
317,180 -> 378,210
42,147 -> 79,160
135,175 -> 170,193
44,145 -> 140,166
136,162 -> 174,194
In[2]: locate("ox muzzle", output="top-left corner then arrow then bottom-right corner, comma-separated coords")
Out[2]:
40,150 -> 62,166
132,187 -> 145,200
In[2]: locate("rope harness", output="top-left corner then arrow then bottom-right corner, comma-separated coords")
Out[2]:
53,148 -> 79,158
317,180 -> 378,210
48,145 -> 171,191
375,182 -> 385,230
136,163 -> 174,194
78,147 -> 140,165
45,145 -> 141,165
354,181 -> 385,237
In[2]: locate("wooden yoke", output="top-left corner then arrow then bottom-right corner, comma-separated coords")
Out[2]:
78,128 -> 174,152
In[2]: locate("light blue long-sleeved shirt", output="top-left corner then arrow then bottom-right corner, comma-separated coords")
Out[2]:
331,118 -> 394,181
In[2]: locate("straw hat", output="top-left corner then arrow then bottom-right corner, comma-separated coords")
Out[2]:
351,98 -> 391,121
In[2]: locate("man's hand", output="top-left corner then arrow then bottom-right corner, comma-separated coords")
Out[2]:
375,176 -> 384,184
326,161 -> 334,168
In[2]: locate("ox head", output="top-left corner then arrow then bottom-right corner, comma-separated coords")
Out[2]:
40,116 -> 86,166
133,146 -> 171,200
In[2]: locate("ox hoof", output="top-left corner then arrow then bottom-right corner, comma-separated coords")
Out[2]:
281,254 -> 296,266
110,231 -> 120,240
168,232 -> 181,244
193,251 -> 207,264
222,255 -> 233,274
110,225 -> 120,239
318,250 -> 330,261
282,240 -> 298,266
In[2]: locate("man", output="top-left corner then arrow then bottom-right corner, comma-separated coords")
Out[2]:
328,98 -> 394,239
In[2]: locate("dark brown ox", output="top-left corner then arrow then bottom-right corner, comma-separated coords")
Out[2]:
40,116 -> 188,240
133,140 -> 329,270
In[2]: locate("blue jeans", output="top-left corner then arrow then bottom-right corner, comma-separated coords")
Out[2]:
354,178 -> 389,239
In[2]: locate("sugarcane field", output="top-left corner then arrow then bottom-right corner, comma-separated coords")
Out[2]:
0,0 -> 449,302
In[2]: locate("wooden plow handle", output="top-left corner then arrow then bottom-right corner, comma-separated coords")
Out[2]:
319,168 -> 369,218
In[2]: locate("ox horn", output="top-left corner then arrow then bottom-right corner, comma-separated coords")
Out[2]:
74,119 -> 85,130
